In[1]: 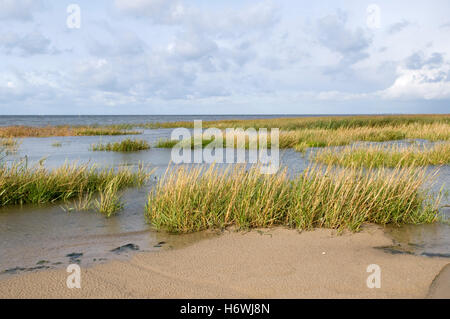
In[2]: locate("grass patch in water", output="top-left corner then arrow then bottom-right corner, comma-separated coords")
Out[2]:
155,137 -> 215,149
91,138 -> 150,152
0,126 -> 141,138
144,115 -> 450,151
279,123 -> 449,150
155,139 -> 179,148
2,115 -> 448,148
0,138 -> 20,154
94,177 -> 125,217
313,142 -> 450,168
143,114 -> 450,130
145,164 -> 442,233
77,128 -> 140,136
0,162 -> 149,207
153,123 -> 449,152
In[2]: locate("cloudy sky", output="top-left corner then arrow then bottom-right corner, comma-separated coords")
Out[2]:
1,0 -> 449,114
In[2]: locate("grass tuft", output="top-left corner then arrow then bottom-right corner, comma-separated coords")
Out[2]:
145,164 -> 442,233
0,162 -> 149,207
0,137 -> 20,154
155,137 -> 215,149
94,177 -> 125,217
155,139 -> 180,148
91,138 -> 150,152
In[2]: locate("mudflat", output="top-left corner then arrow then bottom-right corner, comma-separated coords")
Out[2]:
0,226 -> 448,299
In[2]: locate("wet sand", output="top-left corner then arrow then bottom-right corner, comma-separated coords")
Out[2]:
0,226 -> 448,299
427,264 -> 450,298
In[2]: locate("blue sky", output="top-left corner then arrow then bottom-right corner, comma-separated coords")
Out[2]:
0,0 -> 449,114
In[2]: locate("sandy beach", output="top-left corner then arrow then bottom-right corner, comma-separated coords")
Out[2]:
0,225 -> 448,299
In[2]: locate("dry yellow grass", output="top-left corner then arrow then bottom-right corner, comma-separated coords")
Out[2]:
277,123 -> 450,149
0,126 -> 140,138
145,114 -> 450,130
150,117 -> 450,151
0,137 -> 21,153
313,142 -> 450,168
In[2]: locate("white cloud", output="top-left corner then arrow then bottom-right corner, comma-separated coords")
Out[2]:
114,0 -> 184,25
0,0 -> 43,21
0,31 -> 56,56
316,11 -> 373,67
167,32 -> 218,61
1,1 -> 450,114
0,70 -> 64,103
387,20 -> 411,35
404,51 -> 444,70
87,29 -> 147,57
382,65 -> 450,100
115,0 -> 279,36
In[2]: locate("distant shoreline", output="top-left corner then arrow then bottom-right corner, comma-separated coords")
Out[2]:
0,113 -> 449,128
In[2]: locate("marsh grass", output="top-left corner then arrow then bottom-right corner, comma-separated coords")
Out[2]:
77,128 -> 141,136
145,115 -> 450,151
94,177 -> 125,217
2,115 -> 448,148
156,139 -> 179,148
51,142 -> 62,147
144,114 -> 450,130
279,123 -> 449,150
64,179 -> 124,217
0,162 -> 149,207
0,126 -> 141,138
156,131 -> 277,150
154,122 -> 448,152
68,192 -> 94,212
156,137 -> 215,149
313,142 -> 450,168
145,164 -> 441,233
0,137 -> 20,154
91,138 -> 150,152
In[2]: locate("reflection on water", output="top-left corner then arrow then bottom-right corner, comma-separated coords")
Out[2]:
0,131 -> 449,276
383,218 -> 450,258
0,185 -> 219,276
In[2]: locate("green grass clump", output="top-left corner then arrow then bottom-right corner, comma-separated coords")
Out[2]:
155,137 -> 215,149
313,142 -> 450,168
0,162 -> 149,207
145,164 -> 441,233
1,138 -> 20,154
155,139 -> 179,148
65,177 -> 125,217
94,177 -> 125,217
91,139 -> 150,152
156,133 -> 278,150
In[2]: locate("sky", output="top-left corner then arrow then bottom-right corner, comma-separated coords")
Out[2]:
0,0 -> 450,115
